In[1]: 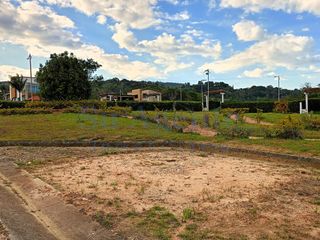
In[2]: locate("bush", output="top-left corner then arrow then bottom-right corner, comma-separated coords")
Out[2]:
62,106 -> 132,116
0,101 -> 25,109
275,116 -> 303,139
256,108 -> 264,124
219,125 -> 251,138
222,101 -> 274,113
0,108 -> 53,115
274,100 -> 289,113
300,113 -> 320,130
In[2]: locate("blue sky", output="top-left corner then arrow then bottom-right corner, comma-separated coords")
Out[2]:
0,0 -> 319,89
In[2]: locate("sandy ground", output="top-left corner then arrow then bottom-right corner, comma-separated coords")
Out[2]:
0,222 -> 9,240
183,124 -> 217,137
230,114 -> 273,126
18,147 -> 319,240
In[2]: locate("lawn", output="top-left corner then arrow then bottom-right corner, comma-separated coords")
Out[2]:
0,112 -> 319,157
0,113 -> 210,142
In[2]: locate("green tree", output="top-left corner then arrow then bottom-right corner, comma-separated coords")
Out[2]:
36,52 -> 101,100
10,74 -> 27,101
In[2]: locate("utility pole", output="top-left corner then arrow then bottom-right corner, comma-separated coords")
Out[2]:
274,75 -> 281,101
180,85 -> 182,101
204,69 -> 210,111
27,54 -> 33,101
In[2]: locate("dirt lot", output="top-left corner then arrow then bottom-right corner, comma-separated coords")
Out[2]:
0,222 -> 9,240
1,147 -> 320,239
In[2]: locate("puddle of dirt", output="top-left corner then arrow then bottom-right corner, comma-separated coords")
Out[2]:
28,148 -> 320,239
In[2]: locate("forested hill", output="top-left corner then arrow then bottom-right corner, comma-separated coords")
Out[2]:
91,77 -> 308,101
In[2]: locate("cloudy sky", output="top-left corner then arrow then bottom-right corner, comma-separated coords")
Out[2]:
0,0 -> 319,89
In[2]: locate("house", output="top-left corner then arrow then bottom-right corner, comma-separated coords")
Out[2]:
0,81 -> 10,100
100,93 -> 134,102
127,89 -> 162,102
9,76 -> 40,101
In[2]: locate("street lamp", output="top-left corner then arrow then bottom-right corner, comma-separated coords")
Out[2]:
274,75 -> 281,101
200,79 -> 206,111
27,54 -> 33,101
204,69 -> 210,111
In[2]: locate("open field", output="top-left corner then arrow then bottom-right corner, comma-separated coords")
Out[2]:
0,113 -> 210,142
0,112 -> 319,156
5,147 -> 320,240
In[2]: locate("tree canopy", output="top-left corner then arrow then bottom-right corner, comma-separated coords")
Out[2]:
36,52 -> 101,100
10,74 -> 27,101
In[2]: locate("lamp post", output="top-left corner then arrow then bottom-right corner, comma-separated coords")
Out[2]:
27,54 -> 33,101
274,75 -> 281,101
204,69 -> 210,111
200,79 -> 206,111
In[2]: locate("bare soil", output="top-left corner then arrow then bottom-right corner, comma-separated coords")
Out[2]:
230,114 -> 274,126
1,147 -> 319,239
183,124 -> 217,137
0,222 -> 9,240
22,148 -> 319,239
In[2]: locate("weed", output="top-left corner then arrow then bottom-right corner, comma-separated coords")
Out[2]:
138,206 -> 180,240
178,224 -> 213,240
182,208 -> 195,222
93,211 -> 114,229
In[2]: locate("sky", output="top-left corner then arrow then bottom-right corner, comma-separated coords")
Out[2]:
0,0 -> 319,89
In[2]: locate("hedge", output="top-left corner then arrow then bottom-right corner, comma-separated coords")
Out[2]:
0,108 -> 54,115
0,101 -> 25,109
221,101 -> 274,113
2,98 -> 319,113
222,98 -> 320,113
25,100 -> 220,111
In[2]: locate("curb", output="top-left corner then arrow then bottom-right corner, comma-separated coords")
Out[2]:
0,140 -> 319,164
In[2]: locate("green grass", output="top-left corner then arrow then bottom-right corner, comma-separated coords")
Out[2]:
0,113 -> 211,142
138,206 -> 180,240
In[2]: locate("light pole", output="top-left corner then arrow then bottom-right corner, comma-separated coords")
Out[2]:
200,79 -> 206,111
204,69 -> 210,111
274,75 -> 281,101
27,54 -> 33,101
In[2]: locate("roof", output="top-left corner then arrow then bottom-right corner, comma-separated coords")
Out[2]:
304,88 -> 320,94
204,89 -> 225,95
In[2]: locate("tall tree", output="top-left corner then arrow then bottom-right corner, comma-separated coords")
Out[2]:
36,52 -> 101,100
10,74 -> 27,101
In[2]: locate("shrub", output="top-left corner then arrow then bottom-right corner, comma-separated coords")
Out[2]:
202,113 -> 210,127
219,125 -> 251,138
0,108 -> 53,115
274,100 -> 289,113
300,113 -> 320,130
275,116 -> 303,139
256,108 -> 264,124
222,101 -> 274,113
62,106 -> 132,116
0,101 -> 25,109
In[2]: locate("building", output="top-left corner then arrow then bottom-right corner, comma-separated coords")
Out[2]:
0,81 -> 10,100
100,93 -> 134,102
9,77 -> 40,101
127,89 -> 162,102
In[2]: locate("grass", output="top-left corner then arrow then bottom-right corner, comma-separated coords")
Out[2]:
0,113 -> 211,142
138,206 -> 180,240
0,112 -> 319,156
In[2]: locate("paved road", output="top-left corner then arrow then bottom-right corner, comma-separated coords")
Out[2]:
0,184 -> 57,240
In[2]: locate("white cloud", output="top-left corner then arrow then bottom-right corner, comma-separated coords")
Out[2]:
0,0 -> 161,80
0,65 -> 37,81
208,0 -> 216,11
220,0 -> 320,16
200,34 -> 316,73
112,23 -> 221,73
96,15 -> 107,25
232,20 -> 265,41
43,0 -> 158,29
158,10 -> 190,21
243,68 -> 265,78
